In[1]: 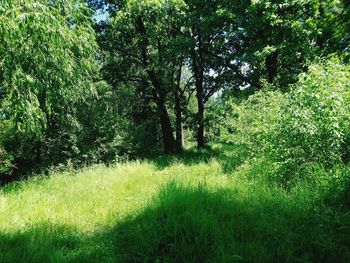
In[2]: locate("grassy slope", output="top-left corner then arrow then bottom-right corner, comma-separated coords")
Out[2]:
0,146 -> 349,263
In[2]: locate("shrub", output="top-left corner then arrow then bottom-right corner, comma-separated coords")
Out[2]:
272,60 -> 350,179
217,89 -> 286,172
0,121 -> 14,175
0,148 -> 14,175
222,59 -> 350,185
230,90 -> 286,159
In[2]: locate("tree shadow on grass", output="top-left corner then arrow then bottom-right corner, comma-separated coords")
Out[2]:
149,146 -> 220,171
1,182 -> 349,263
105,182 -> 350,263
0,223 -> 114,263
148,142 -> 253,174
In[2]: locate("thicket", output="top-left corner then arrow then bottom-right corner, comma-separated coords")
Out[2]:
217,59 -> 350,205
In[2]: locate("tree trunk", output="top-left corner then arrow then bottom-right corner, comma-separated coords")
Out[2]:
265,50 -> 279,83
174,90 -> 184,153
191,24 -> 206,149
136,16 -> 176,154
191,69 -> 205,149
147,70 -> 176,154
194,68 -> 205,148
158,103 -> 176,154
196,85 -> 205,148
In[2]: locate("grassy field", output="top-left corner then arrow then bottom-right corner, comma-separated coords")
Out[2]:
0,146 -> 349,263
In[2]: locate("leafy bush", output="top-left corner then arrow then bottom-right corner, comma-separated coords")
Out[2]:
272,60 -> 350,179
308,164 -> 350,209
0,121 -> 14,175
216,90 -> 286,172
0,148 -> 13,174
229,90 -> 286,158
222,59 -> 350,186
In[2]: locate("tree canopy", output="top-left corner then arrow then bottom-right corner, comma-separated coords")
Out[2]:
0,0 -> 98,173
1,0 -> 349,176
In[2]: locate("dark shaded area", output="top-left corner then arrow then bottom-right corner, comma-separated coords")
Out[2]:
0,172 -> 39,189
149,145 -> 220,171
148,142 -> 249,175
108,183 -> 350,263
0,165 -> 54,188
0,223 -> 111,263
1,183 -> 349,263
0,174 -> 15,187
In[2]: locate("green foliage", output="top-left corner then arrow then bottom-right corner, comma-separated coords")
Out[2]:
0,148 -> 13,175
305,164 -> 350,209
213,90 -> 286,173
273,60 -> 350,178
225,0 -> 322,86
219,59 -> 350,186
0,0 -> 98,174
314,0 -> 350,60
0,0 -> 97,135
226,90 -> 286,157
75,81 -> 127,164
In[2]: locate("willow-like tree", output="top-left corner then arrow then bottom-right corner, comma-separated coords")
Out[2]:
0,0 -> 98,172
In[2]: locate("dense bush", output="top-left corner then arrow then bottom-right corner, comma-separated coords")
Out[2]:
0,148 -> 13,174
273,60 -> 350,179
222,59 -> 350,185
214,90 -> 286,173
224,90 -> 286,158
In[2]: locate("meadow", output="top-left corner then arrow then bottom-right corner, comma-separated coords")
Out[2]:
1,145 -> 349,263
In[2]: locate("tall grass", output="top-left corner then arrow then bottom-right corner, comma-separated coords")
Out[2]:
0,150 -> 349,262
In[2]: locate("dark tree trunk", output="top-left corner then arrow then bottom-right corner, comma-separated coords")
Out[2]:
192,55 -> 205,148
136,16 -> 176,154
265,50 -> 279,83
158,103 -> 176,154
147,71 -> 176,154
196,83 -> 205,148
191,24 -> 206,149
174,90 -> 184,153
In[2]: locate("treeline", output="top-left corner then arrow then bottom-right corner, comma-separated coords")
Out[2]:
1,0 -> 349,178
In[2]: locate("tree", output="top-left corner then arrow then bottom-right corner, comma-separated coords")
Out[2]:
101,0 -> 188,153
182,0 -> 246,148
315,0 -> 350,60
0,0 -> 98,173
233,0 -> 324,87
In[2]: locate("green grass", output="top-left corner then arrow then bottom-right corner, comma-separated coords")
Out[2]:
0,146 -> 349,262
